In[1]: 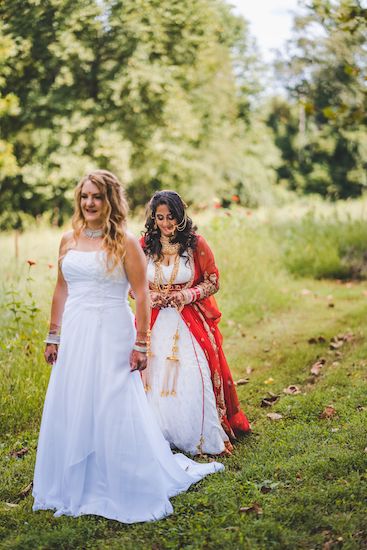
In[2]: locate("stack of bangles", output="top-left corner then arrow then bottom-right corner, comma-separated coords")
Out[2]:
180,287 -> 202,304
44,330 -> 60,345
132,330 -> 151,354
133,342 -> 148,353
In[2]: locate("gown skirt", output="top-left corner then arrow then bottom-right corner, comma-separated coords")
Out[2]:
145,257 -> 229,455
32,250 -> 223,524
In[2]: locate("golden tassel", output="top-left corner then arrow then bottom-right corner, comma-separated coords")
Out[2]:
142,329 -> 152,392
161,326 -> 180,397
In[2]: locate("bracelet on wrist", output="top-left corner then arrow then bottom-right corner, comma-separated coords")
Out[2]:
133,344 -> 148,353
44,334 -> 60,345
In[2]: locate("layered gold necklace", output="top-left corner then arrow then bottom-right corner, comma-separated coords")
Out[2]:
160,236 -> 180,256
153,253 -> 180,295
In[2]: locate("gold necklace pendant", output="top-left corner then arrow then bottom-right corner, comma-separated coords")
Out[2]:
160,237 -> 180,256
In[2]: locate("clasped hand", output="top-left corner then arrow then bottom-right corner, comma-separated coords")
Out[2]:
150,291 -> 184,310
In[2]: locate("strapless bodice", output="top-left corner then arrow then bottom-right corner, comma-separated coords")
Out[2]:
62,250 -> 129,310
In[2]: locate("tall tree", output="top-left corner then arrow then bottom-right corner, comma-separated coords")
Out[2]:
270,0 -> 367,198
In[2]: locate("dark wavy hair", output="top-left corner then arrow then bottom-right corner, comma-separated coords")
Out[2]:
143,190 -> 197,259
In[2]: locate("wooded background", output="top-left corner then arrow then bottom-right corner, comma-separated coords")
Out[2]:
0,0 -> 366,229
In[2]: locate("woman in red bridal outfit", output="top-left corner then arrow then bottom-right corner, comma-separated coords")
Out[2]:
139,190 -> 250,456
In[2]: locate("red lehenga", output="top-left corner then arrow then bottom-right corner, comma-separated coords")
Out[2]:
141,234 -> 250,441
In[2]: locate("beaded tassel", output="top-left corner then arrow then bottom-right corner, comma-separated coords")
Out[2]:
161,326 -> 180,397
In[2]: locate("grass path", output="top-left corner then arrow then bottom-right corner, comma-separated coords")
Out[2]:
0,275 -> 366,549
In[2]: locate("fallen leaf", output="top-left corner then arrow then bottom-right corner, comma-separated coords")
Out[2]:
320,406 -> 337,419
330,333 -> 354,350
18,481 -> 33,499
239,502 -> 263,515
261,394 -> 280,407
310,358 -> 326,376
266,412 -> 283,421
283,385 -> 301,395
264,377 -> 274,385
258,480 -> 280,493
308,336 -> 326,344
330,340 -> 344,350
9,447 -> 29,459
235,378 -> 249,386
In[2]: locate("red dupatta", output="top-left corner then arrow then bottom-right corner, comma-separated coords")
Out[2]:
141,234 -> 250,438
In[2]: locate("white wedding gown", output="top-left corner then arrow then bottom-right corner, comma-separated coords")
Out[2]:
145,256 -> 229,455
32,250 -> 224,524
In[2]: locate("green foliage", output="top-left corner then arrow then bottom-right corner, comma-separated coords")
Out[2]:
0,0 -> 269,229
269,0 -> 367,199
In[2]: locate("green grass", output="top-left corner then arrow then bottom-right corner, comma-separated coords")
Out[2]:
1,204 -> 367,549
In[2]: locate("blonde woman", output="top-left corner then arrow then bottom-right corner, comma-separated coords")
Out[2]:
33,170 -> 223,524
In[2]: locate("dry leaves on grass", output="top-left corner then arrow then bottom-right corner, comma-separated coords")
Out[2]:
261,392 -> 279,407
235,378 -> 249,386
266,412 -> 283,421
283,385 -> 301,395
320,406 -> 337,419
310,358 -> 326,376
239,502 -> 263,515
9,447 -> 28,459
329,332 -> 354,350
308,336 -> 326,344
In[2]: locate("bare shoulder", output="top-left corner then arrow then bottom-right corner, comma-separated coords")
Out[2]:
61,230 -> 74,245
125,231 -> 140,251
59,230 -> 74,254
124,231 -> 145,261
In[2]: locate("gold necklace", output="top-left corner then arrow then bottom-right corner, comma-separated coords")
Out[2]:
154,253 -> 180,296
160,237 -> 180,256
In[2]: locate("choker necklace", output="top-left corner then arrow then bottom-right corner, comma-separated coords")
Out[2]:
160,237 -> 180,256
83,227 -> 104,239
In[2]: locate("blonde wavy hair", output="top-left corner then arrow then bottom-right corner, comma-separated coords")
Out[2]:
71,170 -> 128,271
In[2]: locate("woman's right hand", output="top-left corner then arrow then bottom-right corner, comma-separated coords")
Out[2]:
44,343 -> 58,365
150,292 -> 167,309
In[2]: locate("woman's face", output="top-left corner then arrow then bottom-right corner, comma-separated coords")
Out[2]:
80,180 -> 105,227
155,204 -> 177,237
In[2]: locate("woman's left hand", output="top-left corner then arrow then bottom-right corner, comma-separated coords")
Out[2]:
130,349 -> 147,372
